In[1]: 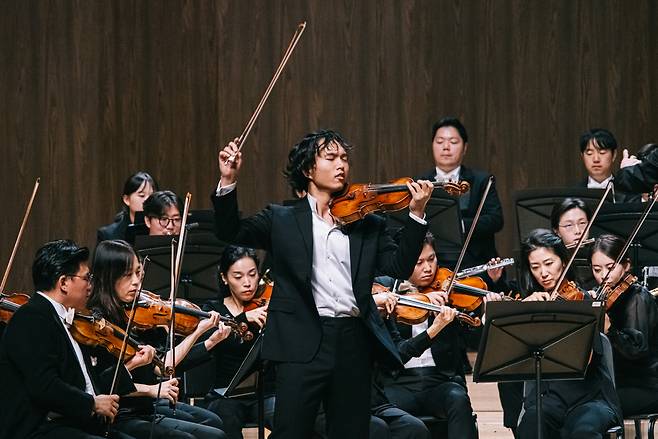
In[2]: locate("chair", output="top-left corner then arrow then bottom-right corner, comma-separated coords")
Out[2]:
182,355 -> 216,408
626,413 -> 658,439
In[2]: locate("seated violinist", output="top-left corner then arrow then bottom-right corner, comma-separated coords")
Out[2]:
87,240 -> 229,439
374,232 -> 478,439
198,245 -> 274,439
0,240 -> 124,439
142,190 -> 183,236
486,229 -> 622,439
98,171 -> 157,243
589,234 -> 658,416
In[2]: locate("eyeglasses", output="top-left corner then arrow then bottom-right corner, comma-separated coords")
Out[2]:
155,216 -> 182,228
68,273 -> 95,284
558,220 -> 588,232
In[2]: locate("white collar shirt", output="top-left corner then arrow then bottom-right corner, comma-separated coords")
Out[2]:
435,166 -> 461,183
587,175 -> 613,189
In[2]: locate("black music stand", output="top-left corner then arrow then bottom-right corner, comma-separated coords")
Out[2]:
473,301 -> 604,439
594,203 -> 658,276
212,335 -> 267,439
386,191 -> 464,267
135,233 -> 225,301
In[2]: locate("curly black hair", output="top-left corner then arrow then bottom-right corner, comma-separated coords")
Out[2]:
283,129 -> 352,194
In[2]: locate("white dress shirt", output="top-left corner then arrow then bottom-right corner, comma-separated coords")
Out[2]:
404,319 -> 437,368
435,166 -> 461,183
587,175 -> 613,189
38,292 -> 96,396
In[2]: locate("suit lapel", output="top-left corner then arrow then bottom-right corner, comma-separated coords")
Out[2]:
348,222 -> 364,282
293,198 -> 313,261
459,165 -> 474,211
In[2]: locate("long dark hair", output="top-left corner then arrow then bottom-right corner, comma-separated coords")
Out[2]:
217,245 -> 259,298
88,240 -> 138,325
519,228 -> 572,294
589,234 -> 630,267
116,171 -> 158,220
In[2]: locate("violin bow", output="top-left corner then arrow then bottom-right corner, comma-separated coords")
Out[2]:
593,192 -> 658,300
442,176 -> 494,297
105,256 -> 150,435
549,182 -> 613,300
225,22 -> 307,164
0,178 -> 40,294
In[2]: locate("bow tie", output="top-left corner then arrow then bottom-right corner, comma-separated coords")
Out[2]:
63,307 -> 75,326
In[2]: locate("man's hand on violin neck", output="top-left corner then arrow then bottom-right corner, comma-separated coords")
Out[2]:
407,180 -> 434,218
218,138 -> 242,186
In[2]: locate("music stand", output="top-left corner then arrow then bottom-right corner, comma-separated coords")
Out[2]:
473,300 -> 604,439
386,191 -> 464,267
212,335 -> 266,439
135,233 -> 225,301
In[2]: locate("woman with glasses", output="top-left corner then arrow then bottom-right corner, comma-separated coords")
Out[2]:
98,171 -> 158,243
589,234 -> 658,417
143,190 -> 183,236
87,239 -> 230,439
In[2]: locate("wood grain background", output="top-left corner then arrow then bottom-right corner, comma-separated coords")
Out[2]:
1,0 -> 657,291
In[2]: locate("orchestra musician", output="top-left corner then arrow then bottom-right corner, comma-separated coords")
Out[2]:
87,240 -> 229,439
487,229 -> 622,439
142,190 -> 183,236
0,240 -> 125,439
575,128 -> 640,202
589,234 -> 658,416
199,245 -> 275,439
374,232 -> 478,439
97,172 -> 157,243
213,129 -> 434,439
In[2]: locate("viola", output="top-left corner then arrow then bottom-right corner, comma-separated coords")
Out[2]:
129,291 -> 253,341
420,267 -> 491,312
372,283 -> 481,327
599,273 -> 637,310
329,178 -> 470,225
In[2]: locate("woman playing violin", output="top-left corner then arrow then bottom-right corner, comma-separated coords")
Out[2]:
199,245 -> 274,439
589,234 -> 658,416
374,232 -> 477,439
87,240 -> 229,439
487,229 -> 622,439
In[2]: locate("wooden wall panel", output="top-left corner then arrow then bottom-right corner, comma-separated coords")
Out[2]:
1,0 -> 657,290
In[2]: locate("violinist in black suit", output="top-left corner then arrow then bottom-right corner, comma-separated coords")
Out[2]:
212,129 -> 434,439
416,116 -> 503,269
0,240 -> 125,439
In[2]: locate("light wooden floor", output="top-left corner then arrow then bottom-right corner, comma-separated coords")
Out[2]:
242,352 -> 648,438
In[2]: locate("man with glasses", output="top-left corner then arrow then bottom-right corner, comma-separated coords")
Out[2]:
0,240 -> 132,439
142,190 -> 183,236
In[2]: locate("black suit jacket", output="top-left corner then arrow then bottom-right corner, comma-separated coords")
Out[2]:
211,189 -> 428,367
0,294 -> 96,439
417,165 -> 503,266
97,213 -> 130,243
574,177 -> 641,203
616,149 -> 658,193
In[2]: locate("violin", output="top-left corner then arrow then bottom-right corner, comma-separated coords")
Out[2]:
329,178 -> 470,225
421,267 -> 491,312
599,273 -> 637,310
129,291 -> 253,341
372,283 -> 481,327
0,292 -> 30,323
551,279 -> 585,301
244,272 -> 273,312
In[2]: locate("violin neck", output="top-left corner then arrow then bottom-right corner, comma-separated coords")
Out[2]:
373,181 -> 448,195
452,282 -> 489,297
172,304 -> 210,319
396,295 -> 443,312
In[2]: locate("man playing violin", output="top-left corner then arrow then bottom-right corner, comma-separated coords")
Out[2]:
213,129 -> 434,439
374,232 -> 478,439
0,240 -> 126,439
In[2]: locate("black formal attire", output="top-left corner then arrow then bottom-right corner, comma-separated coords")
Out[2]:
615,149 -> 658,193
0,293 -> 132,439
197,300 -> 275,439
212,188 -> 428,439
97,213 -> 131,243
574,177 -> 641,203
417,165 -> 503,268
375,277 -> 477,439
606,281 -> 658,415
516,332 -> 622,439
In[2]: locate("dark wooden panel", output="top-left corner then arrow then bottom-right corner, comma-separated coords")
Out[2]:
1,0 -> 657,290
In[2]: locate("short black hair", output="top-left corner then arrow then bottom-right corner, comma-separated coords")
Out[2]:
32,240 -> 90,292
519,229 -> 571,295
550,198 -> 592,230
431,117 -> 468,143
579,128 -> 618,153
142,190 -> 181,218
283,129 -> 352,194
217,245 -> 260,298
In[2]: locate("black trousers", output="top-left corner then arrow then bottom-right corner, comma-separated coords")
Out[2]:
381,368 -> 477,439
517,397 -> 617,439
156,400 -> 224,429
206,395 -> 275,439
617,386 -> 658,416
113,414 -> 227,439
35,418 -> 135,439
271,317 -> 372,439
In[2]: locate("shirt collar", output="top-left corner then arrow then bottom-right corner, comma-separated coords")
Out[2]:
37,291 -> 68,321
587,174 -> 613,189
435,166 -> 461,182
